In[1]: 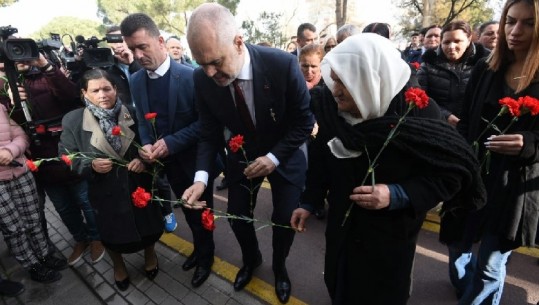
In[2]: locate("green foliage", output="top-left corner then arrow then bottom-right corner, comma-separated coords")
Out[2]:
29,16 -> 104,44
216,0 -> 240,15
241,11 -> 287,49
0,0 -> 17,7
396,0 -> 494,37
97,0 -> 205,35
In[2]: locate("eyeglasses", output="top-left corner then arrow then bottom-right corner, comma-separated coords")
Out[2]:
324,45 -> 336,52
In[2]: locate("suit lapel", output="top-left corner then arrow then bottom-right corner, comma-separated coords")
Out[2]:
248,45 -> 274,131
82,108 -> 125,161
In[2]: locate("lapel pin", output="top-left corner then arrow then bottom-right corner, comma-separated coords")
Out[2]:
270,108 -> 276,122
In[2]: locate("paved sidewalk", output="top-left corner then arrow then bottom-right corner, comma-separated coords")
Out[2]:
0,200 -> 267,305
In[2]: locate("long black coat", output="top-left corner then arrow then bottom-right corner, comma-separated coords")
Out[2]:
60,105 -> 163,247
418,43 -> 490,120
458,58 -> 539,248
303,85 -> 485,305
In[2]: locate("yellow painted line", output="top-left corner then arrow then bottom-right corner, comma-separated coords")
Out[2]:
159,230 -> 307,305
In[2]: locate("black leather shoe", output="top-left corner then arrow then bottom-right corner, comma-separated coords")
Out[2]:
191,265 -> 211,287
233,254 -> 262,291
275,270 -> 291,303
145,261 -> 159,280
216,178 -> 228,191
182,253 -> 197,271
115,277 -> 130,291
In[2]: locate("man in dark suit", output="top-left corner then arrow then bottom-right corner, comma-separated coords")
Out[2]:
182,3 -> 314,304
120,13 -> 216,288
291,23 -> 317,57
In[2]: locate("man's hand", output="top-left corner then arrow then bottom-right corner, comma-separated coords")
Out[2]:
138,144 -> 154,161
92,158 -> 113,174
290,208 -> 311,232
0,148 -> 13,166
485,134 -> 523,156
112,45 -> 134,65
127,158 -> 145,173
447,114 -> 460,127
150,139 -> 169,159
181,182 -> 207,209
244,156 -> 276,179
349,184 -> 390,210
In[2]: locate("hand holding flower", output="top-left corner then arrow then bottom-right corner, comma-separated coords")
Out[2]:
138,144 -> 154,162
92,158 -> 113,174
484,134 -> 524,156
181,181 -> 207,208
290,208 -> 311,233
244,155 -> 276,179
349,184 -> 390,210
127,158 -> 145,173
149,139 -> 169,159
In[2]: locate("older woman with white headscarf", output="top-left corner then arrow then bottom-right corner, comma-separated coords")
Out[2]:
291,33 -> 486,305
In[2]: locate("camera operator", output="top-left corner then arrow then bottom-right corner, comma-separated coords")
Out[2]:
0,51 -> 105,267
105,26 -> 143,107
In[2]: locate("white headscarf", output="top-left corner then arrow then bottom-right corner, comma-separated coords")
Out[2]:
321,33 -> 411,125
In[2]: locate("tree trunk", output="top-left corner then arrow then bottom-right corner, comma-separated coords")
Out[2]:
422,0 -> 436,27
335,0 -> 348,29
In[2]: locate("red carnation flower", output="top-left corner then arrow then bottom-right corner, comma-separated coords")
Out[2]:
132,187 -> 151,208
228,134 -> 244,153
35,124 -> 46,134
26,159 -> 42,172
201,208 -> 216,231
111,125 -> 122,136
520,96 -> 539,116
404,87 -> 429,109
144,113 -> 157,120
410,62 -> 420,70
61,154 -> 73,166
499,97 -> 521,117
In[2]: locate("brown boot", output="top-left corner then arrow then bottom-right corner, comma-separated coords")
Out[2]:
90,241 -> 105,264
68,242 -> 89,266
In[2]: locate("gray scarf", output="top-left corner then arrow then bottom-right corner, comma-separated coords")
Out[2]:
84,97 -> 123,153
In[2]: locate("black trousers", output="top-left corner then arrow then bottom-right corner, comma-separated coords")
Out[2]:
165,162 -> 215,268
227,171 -> 300,272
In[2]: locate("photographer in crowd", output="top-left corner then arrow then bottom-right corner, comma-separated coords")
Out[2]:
0,50 -> 105,267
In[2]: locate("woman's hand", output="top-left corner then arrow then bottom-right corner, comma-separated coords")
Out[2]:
485,134 -> 523,156
127,158 -> 145,173
0,148 -> 13,166
350,184 -> 390,210
92,158 -> 113,173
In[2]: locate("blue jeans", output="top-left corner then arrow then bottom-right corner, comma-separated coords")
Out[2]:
458,234 -> 512,305
44,180 -> 100,242
448,242 -> 476,298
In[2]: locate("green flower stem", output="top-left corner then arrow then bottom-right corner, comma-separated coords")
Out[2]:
479,116 -> 518,175
155,197 -> 294,230
341,103 -> 415,227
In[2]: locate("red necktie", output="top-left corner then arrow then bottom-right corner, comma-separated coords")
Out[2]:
232,80 -> 256,132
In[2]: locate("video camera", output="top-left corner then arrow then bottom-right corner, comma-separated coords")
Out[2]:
73,33 -> 123,68
0,25 -> 41,145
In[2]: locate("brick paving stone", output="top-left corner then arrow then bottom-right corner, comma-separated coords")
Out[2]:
106,294 -> 130,305
95,282 -> 116,300
144,284 -> 167,304
159,295 -> 184,305
125,288 -> 150,305
181,291 -> 210,305
200,286 -> 230,305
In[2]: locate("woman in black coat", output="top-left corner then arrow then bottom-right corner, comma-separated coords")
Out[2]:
418,21 -> 490,127
454,1 -> 539,303
60,69 -> 163,291
291,33 -> 485,305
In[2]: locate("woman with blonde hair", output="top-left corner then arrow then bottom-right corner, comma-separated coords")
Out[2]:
455,0 -> 539,303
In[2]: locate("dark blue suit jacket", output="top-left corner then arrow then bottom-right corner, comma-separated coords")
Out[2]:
194,44 -> 314,187
130,60 -> 200,176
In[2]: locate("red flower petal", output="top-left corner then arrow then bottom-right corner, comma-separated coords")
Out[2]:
111,125 -> 122,136
228,134 -> 244,153
35,124 -> 46,134
26,159 -> 39,172
201,208 -> 215,231
404,87 -> 429,109
144,113 -> 157,120
132,187 -> 151,208
61,154 -> 72,166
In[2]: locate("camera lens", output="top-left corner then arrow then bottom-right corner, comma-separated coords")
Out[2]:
10,44 -> 24,56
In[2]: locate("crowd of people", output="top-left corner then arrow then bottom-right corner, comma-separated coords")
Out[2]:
0,0 -> 537,304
